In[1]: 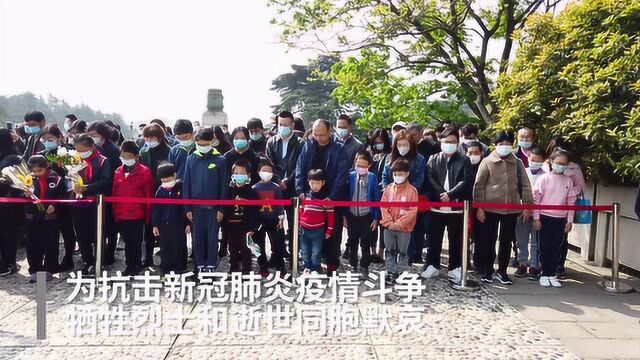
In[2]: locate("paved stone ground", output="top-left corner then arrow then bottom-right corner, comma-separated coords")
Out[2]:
0,235 -> 587,360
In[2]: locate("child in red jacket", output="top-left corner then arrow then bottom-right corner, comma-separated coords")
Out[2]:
299,169 -> 334,275
112,141 -> 154,276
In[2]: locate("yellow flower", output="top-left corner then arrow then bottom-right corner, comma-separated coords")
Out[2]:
76,177 -> 83,186
24,176 -> 32,187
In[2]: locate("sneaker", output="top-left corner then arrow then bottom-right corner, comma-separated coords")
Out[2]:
494,272 -> 513,285
0,267 -> 10,277
205,266 -> 215,273
548,276 -> 562,288
81,264 -> 95,276
28,273 -> 37,284
385,274 -> 395,285
303,268 -> 311,276
527,267 -> 540,281
311,271 -> 319,276
447,267 -> 462,283
514,264 -> 527,278
420,265 -> 440,279
539,276 -> 551,287
481,273 -> 493,283
556,268 -> 567,280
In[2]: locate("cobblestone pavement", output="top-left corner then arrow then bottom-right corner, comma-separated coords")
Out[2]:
0,239 -> 580,360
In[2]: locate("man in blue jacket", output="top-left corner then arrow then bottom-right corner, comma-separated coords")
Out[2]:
295,119 -> 349,274
183,128 -> 228,274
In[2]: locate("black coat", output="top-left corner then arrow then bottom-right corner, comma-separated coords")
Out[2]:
265,133 -> 304,197
425,152 -> 473,202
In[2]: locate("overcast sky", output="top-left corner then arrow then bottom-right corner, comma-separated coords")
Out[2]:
0,0 -> 310,129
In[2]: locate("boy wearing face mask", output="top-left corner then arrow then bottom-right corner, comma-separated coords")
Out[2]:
514,148 -> 547,280
70,135 -> 112,276
252,161 -> 286,276
345,150 -> 381,277
152,163 -> 189,276
111,141 -> 154,276
532,149 -> 576,288
24,156 -> 67,283
380,159 -> 418,285
22,111 -> 47,161
168,119 -> 195,180
183,128 -> 228,274
226,160 -> 259,274
247,118 -> 267,156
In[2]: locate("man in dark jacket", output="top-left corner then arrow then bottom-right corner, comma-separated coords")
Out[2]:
295,119 -> 349,273
335,114 -> 366,167
421,127 -> 473,282
266,111 -> 304,257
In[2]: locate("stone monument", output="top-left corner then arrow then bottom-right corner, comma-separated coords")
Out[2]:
202,88 -> 228,127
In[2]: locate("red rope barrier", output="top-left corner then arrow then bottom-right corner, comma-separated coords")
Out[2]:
0,196 -> 615,211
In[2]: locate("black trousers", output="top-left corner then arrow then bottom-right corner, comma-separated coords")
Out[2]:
0,218 -> 19,269
143,223 -> 155,265
559,233 -> 569,271
474,212 -> 519,275
346,212 -> 374,269
104,204 -> 118,261
118,220 -> 144,270
57,205 -> 77,261
428,212 -> 463,270
157,222 -> 188,274
539,215 -> 566,276
322,211 -> 341,271
254,218 -> 286,272
26,219 -> 59,274
71,206 -> 97,266
226,222 -> 252,273
284,204 -> 295,255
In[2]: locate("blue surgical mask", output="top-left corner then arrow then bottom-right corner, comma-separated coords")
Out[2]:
233,174 -> 249,185
179,139 -> 194,148
234,139 -> 248,150
250,132 -> 263,141
279,126 -> 291,137
25,125 -> 41,135
441,142 -> 458,155
336,128 -> 349,138
552,164 -> 566,174
196,145 -> 212,154
40,139 -> 58,151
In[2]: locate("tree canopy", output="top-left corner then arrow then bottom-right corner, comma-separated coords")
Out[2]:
494,0 -> 640,182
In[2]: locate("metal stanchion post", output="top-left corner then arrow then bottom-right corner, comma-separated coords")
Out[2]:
450,200 -> 479,291
95,194 -> 104,280
36,271 -> 46,340
599,203 -> 633,293
291,197 -> 301,275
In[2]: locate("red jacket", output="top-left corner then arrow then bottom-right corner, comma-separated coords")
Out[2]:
112,162 -> 154,222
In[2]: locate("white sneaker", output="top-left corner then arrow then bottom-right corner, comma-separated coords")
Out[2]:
420,265 -> 440,279
539,276 -> 551,287
447,268 -> 462,283
303,268 -> 311,275
548,276 -> 562,288
311,271 -> 319,276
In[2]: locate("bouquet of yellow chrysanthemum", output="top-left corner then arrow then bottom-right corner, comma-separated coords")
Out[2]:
47,147 -> 86,199
1,162 -> 44,211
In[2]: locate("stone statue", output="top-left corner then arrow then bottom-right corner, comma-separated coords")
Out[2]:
202,88 -> 228,127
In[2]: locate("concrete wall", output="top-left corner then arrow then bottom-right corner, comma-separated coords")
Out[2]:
567,183 -> 640,271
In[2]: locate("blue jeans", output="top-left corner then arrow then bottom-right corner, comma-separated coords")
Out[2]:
300,228 -> 324,271
516,217 -> 539,268
192,208 -> 220,268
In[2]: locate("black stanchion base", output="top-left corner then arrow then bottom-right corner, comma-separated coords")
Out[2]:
449,278 -> 480,291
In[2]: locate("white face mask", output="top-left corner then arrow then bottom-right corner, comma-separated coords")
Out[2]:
64,122 -> 72,131
496,145 -> 513,157
462,137 -> 476,146
374,143 -> 385,151
212,139 -> 220,147
145,140 -> 159,148
519,140 -> 532,149
469,155 -> 481,165
161,180 -> 176,189
529,161 -> 543,171
120,157 -> 136,167
78,150 -> 92,159
91,136 -> 103,147
441,142 -> 458,155
397,146 -> 410,156
393,175 -> 407,184
259,171 -> 273,182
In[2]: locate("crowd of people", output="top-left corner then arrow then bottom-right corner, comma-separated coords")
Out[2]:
0,110 -> 587,288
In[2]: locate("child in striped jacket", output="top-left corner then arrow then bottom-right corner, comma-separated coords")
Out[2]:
299,169 -> 334,275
